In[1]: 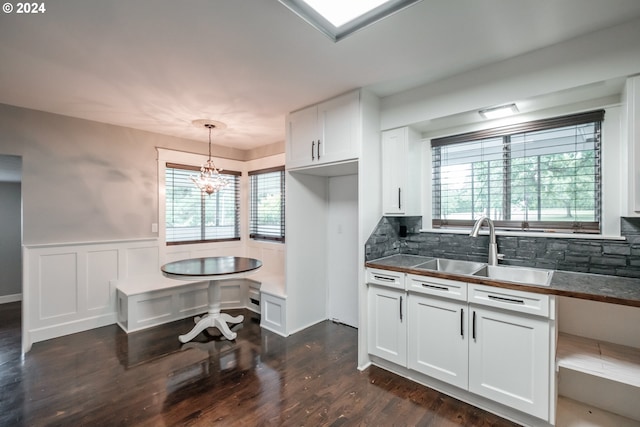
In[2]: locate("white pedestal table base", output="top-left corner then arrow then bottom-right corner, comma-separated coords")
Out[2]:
178,279 -> 244,343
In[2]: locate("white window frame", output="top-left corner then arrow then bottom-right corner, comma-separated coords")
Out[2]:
157,148 -> 248,265
249,166 -> 285,242
421,104 -> 624,239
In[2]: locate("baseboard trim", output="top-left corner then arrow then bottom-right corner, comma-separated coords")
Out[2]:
29,313 -> 118,345
260,323 -> 289,337
0,293 -> 22,304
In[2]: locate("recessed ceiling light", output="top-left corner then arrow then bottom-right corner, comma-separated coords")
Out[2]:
478,104 -> 519,120
279,0 -> 423,42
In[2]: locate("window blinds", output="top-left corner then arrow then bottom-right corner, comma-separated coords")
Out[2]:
249,166 -> 285,242
165,163 -> 241,244
431,110 -> 603,232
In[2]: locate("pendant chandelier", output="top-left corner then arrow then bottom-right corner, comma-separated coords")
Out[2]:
191,120 -> 228,195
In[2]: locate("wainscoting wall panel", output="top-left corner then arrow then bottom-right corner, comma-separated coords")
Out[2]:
38,252 -> 78,319
126,245 -> 159,276
23,239 -> 159,352
86,249 -> 119,311
23,238 -> 286,353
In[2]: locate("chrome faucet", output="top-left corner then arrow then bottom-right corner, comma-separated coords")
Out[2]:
470,216 -> 501,266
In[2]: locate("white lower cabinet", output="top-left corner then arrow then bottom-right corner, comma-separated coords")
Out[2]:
367,269 -> 554,423
468,305 -> 550,420
408,294 -> 468,389
368,284 -> 407,366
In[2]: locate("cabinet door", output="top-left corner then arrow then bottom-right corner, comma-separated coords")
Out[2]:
408,294 -> 468,389
368,285 -> 406,366
286,104 -> 318,168
381,128 -> 407,215
381,126 -> 421,216
317,91 -> 359,165
468,306 -> 550,419
627,75 -> 640,212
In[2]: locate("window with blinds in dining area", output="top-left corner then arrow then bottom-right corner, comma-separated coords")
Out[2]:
249,166 -> 285,242
431,110 -> 604,233
165,163 -> 241,244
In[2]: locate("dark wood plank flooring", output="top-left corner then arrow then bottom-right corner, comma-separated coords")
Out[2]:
0,303 -> 519,426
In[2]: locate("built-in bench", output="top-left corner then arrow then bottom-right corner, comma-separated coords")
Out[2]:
113,272 -> 281,334
114,274 -> 263,333
247,272 -> 287,336
114,274 -> 209,333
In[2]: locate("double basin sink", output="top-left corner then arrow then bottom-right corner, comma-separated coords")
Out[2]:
410,257 -> 553,286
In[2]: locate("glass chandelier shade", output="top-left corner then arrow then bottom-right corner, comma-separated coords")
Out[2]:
191,123 -> 228,195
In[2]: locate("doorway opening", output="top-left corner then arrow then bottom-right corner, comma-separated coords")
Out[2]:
0,154 -> 23,355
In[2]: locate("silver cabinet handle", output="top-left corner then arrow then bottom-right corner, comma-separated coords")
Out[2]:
311,141 -> 315,160
317,139 -> 321,159
374,275 -> 395,282
488,295 -> 525,305
421,283 -> 449,291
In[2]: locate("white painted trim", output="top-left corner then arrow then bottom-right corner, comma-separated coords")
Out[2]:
286,318 -> 326,336
29,313 -> 117,344
357,361 -> 372,372
23,237 -> 158,249
20,150 -> 287,352
0,293 -> 21,304
260,292 -> 288,336
259,324 -> 288,337
22,239 -> 163,352
421,103 -> 627,239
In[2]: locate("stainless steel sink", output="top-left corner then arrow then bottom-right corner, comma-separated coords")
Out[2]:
414,258 -> 486,275
473,265 -> 553,286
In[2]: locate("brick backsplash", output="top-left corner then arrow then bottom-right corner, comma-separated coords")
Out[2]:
365,216 -> 640,278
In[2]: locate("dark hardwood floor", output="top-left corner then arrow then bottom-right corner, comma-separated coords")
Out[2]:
0,302 -> 519,426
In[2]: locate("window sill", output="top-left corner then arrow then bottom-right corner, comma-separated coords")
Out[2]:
248,238 -> 285,245
419,228 -> 626,241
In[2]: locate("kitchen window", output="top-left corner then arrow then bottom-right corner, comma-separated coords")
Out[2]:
431,110 -> 604,233
249,166 -> 285,242
165,163 -> 241,244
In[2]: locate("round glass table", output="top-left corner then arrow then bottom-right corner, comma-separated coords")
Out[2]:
161,256 -> 262,342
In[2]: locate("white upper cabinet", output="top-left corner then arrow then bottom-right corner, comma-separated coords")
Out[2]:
624,75 -> 640,213
381,127 -> 421,215
286,91 -> 360,169
287,104 -> 318,167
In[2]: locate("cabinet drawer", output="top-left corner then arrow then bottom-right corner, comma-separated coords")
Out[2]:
468,284 -> 549,317
367,268 -> 405,290
407,274 -> 467,301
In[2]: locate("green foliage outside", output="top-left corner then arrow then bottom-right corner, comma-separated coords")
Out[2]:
437,144 -> 598,222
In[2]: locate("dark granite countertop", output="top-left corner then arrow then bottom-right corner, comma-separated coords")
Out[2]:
366,254 -> 640,308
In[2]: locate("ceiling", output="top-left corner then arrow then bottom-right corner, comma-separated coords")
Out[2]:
2,0 -> 640,151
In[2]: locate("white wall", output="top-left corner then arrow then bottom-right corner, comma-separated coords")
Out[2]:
0,103 -> 249,245
21,147 -> 285,351
378,18 -> 640,234
22,238 -> 160,352
245,154 -> 286,283
0,182 -> 21,300
0,104 -> 286,351
285,171 -> 329,333
381,18 -> 640,130
327,174 -> 358,327
157,149 -> 286,276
